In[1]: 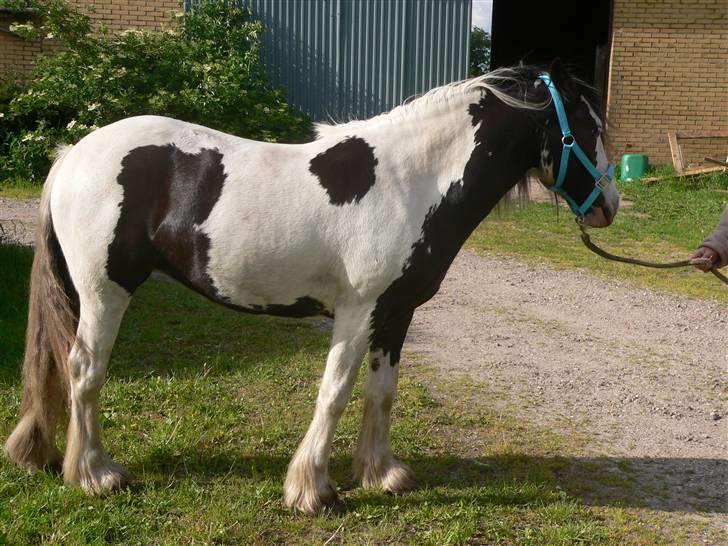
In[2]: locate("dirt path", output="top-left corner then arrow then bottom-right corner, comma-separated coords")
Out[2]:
3,196 -> 726,530
0,196 -> 40,246
406,249 -> 727,524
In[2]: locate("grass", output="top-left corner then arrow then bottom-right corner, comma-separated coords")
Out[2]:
469,171 -> 728,300
0,245 -> 33,377
0,178 -> 42,199
2,245 -> 713,545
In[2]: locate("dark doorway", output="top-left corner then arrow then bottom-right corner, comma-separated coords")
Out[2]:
490,0 -> 612,96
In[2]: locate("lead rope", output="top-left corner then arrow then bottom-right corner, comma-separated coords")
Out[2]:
577,221 -> 728,285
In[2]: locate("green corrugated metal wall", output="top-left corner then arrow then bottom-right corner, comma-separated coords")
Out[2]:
189,1 -> 471,121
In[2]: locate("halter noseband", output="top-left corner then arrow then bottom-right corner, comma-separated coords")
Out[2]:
538,73 -> 614,218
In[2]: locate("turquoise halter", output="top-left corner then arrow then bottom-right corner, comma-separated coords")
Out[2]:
538,73 -> 614,217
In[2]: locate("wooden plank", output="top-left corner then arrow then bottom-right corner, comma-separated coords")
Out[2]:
674,130 -> 728,139
677,165 -> 724,177
667,132 -> 684,174
704,156 -> 728,167
667,131 -> 727,176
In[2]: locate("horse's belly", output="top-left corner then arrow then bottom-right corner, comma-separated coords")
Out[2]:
205,253 -> 339,317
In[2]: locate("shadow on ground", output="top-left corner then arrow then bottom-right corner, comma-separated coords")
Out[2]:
129,450 -> 727,514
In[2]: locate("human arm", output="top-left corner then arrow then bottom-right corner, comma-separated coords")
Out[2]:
693,206 -> 728,271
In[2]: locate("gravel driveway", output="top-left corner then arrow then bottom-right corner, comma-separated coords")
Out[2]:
407,249 -> 727,528
0,196 -> 40,246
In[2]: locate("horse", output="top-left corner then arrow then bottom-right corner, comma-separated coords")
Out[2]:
5,60 -> 619,514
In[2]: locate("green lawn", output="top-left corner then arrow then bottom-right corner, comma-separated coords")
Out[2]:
0,244 -> 695,545
469,172 -> 728,300
0,178 -> 42,199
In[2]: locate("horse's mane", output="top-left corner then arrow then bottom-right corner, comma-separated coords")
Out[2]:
313,65 -> 580,140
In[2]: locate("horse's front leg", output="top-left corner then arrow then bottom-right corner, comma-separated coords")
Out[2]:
353,309 -> 416,493
283,304 -> 372,514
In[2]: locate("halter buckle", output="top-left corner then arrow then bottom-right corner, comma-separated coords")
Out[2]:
561,134 -> 575,147
596,174 -> 610,190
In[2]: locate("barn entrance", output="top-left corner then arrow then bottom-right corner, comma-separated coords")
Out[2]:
490,0 -> 612,99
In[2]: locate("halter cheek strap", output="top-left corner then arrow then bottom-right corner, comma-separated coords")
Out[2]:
538,73 -> 614,217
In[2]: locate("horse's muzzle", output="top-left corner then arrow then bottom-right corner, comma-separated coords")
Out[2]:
582,182 -> 619,227
582,206 -> 613,227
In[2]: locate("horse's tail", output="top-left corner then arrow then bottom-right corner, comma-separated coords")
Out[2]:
5,145 -> 79,471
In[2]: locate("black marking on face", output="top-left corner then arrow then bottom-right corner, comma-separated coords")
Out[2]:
107,144 -> 226,295
309,137 -> 378,205
369,92 -> 540,363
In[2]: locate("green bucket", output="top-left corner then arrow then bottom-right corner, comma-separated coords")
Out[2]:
620,154 -> 649,181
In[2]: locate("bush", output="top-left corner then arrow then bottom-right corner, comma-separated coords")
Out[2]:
0,0 -> 312,184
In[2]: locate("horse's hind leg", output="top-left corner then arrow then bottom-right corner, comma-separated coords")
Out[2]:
353,310 -> 416,493
62,284 -> 130,493
283,304 -> 372,514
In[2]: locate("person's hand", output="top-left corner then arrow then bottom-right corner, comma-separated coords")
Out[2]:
691,246 -> 719,272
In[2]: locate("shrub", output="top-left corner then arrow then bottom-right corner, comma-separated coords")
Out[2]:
0,0 -> 311,184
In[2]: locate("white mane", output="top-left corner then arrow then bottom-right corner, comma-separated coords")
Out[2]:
314,66 -> 552,140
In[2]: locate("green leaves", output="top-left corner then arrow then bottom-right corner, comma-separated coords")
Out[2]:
0,0 -> 311,184
469,26 -> 491,77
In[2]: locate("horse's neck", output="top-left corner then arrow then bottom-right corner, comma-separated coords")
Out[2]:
385,93 -> 481,192
370,92 -> 532,219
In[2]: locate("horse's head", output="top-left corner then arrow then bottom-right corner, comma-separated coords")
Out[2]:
528,60 -> 619,228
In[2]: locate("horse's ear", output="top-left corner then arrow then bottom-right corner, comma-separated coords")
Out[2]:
547,58 -> 576,100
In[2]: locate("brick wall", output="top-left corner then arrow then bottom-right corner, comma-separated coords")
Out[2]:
0,28 -> 45,77
1,1 -> 182,78
72,1 -> 181,32
607,0 -> 728,166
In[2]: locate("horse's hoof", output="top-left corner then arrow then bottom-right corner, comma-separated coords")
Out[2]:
46,456 -> 64,475
319,483 -> 347,515
284,480 -> 344,515
381,461 -> 416,494
66,457 -> 130,495
355,456 -> 416,494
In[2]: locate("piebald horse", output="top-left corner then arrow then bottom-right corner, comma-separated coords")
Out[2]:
6,62 -> 618,514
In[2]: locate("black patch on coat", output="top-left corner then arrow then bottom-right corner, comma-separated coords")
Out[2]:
369,92 -> 543,365
107,144 -> 226,295
309,137 -> 378,205
370,355 -> 381,372
244,296 -> 333,319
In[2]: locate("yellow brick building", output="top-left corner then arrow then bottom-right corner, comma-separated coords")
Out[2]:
0,1 -> 180,76
607,0 -> 727,166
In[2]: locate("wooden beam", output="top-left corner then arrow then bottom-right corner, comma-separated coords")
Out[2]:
704,156 -> 728,167
667,132 -> 684,174
674,131 -> 728,139
677,165 -> 724,177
